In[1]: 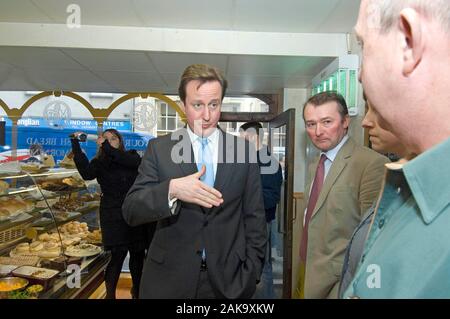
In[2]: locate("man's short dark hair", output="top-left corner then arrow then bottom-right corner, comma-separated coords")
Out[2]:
178,64 -> 228,104
303,91 -> 349,120
240,121 -> 264,143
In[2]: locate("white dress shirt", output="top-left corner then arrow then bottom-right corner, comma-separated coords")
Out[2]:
169,126 -> 220,212
186,126 -> 219,179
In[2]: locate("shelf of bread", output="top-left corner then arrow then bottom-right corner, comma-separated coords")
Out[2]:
0,167 -> 107,298
0,219 -> 104,297
0,175 -> 38,198
1,184 -> 99,234
3,220 -> 101,258
31,203 -> 99,234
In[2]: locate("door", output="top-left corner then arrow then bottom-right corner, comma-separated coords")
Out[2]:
219,108 -> 296,298
267,109 -> 295,298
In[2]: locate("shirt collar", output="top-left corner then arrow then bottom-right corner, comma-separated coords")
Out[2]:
321,135 -> 349,162
186,125 -> 219,146
387,137 -> 450,224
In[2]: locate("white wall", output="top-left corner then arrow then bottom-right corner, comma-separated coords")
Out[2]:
282,88 -> 309,193
347,32 -> 366,146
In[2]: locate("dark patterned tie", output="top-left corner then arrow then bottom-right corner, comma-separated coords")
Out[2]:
299,154 -> 327,263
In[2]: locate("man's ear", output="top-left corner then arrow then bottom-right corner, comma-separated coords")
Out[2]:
343,115 -> 350,130
180,100 -> 186,113
399,8 -> 424,76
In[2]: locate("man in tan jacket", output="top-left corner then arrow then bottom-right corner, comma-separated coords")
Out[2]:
296,92 -> 388,299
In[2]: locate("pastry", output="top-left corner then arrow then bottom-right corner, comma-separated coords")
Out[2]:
15,243 -> 30,254
59,152 -> 76,168
29,241 -> 44,253
43,242 -> 59,251
62,177 -> 78,187
62,239 -> 73,247
0,197 -> 30,216
87,230 -> 102,244
38,233 -> 51,242
70,236 -> 81,244
38,180 -> 68,191
42,154 -> 55,168
38,242 -> 61,258
49,233 -> 61,241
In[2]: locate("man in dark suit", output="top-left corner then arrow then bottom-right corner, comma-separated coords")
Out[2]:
122,64 -> 266,299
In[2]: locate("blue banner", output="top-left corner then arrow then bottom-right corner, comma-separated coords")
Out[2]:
1,117 -> 131,131
0,117 -> 152,164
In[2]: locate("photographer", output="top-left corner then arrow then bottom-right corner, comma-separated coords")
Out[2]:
70,129 -> 147,299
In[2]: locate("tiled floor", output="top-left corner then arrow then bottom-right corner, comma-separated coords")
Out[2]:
89,274 -> 132,299
116,273 -> 132,299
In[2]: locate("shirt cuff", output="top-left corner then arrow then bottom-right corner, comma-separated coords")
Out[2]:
168,196 -> 178,215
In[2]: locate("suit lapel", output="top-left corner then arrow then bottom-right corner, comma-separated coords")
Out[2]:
213,129 -> 233,194
312,138 -> 355,217
207,129 -> 234,215
171,128 -> 198,177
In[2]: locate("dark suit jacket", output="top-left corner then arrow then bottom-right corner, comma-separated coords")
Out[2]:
257,146 -> 283,222
122,128 -> 267,299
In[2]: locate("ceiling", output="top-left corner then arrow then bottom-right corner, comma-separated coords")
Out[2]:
0,0 -> 361,95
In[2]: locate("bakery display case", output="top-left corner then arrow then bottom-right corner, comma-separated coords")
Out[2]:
0,168 -> 109,299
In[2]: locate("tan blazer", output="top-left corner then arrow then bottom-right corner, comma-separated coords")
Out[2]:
302,138 -> 388,299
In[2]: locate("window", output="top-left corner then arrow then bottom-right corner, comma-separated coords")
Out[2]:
221,97 -> 269,113
156,101 -> 185,136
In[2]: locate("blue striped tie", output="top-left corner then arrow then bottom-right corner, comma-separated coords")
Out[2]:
197,137 -> 215,188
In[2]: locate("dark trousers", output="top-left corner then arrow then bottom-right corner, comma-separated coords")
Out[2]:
194,262 -> 217,299
105,247 -> 146,299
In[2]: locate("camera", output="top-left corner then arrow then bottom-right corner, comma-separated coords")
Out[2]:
69,133 -> 97,142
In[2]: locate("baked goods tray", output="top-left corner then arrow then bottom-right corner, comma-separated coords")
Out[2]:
64,244 -> 102,258
11,265 -> 60,291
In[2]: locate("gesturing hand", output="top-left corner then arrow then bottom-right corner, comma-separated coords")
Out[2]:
96,135 -> 105,146
168,165 -> 223,208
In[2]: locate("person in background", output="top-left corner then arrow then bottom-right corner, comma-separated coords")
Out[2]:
343,0 -> 450,298
70,128 -> 148,299
362,96 -> 409,159
295,91 -> 388,299
338,95 -> 412,298
240,121 -> 283,299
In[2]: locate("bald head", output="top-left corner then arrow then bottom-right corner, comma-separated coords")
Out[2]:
356,0 -> 450,154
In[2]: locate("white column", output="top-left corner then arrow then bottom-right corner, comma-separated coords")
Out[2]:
282,88 -> 309,193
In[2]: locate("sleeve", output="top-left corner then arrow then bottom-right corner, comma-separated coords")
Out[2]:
261,162 -> 283,209
242,148 -> 268,282
359,154 -> 389,214
101,140 -> 141,169
122,140 -> 181,227
70,138 -> 99,181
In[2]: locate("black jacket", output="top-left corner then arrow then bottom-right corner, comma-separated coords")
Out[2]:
257,146 -> 283,222
71,138 -> 147,247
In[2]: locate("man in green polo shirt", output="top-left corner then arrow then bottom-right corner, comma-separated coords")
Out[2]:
344,0 -> 450,298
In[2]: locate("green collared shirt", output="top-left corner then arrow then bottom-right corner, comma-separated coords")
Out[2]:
343,137 -> 450,299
